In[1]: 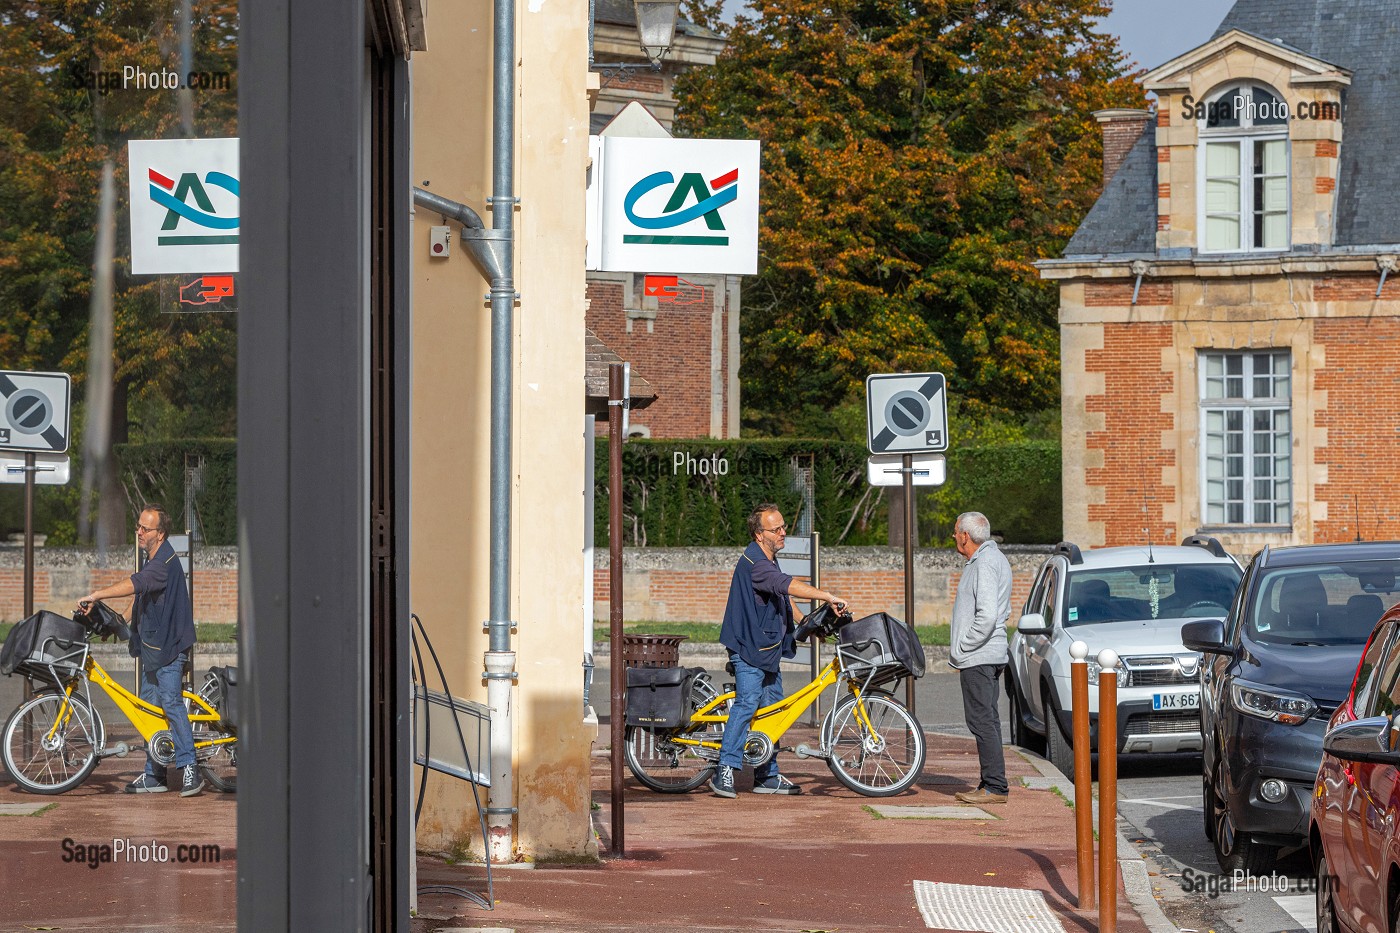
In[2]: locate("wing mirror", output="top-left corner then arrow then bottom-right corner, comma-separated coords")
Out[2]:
1323,715 -> 1400,766
1017,612 -> 1049,635
1181,618 -> 1230,655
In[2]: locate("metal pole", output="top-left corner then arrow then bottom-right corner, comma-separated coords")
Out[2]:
1070,642 -> 1094,910
608,363 -> 626,857
902,453 -> 915,715
1097,649 -> 1119,933
23,452 -> 34,619
807,531 -> 821,727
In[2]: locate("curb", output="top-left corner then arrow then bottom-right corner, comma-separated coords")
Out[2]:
1011,747 -> 1181,933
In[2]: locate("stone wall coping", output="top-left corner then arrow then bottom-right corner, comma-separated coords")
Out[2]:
0,545 -> 240,570
594,544 -> 1054,571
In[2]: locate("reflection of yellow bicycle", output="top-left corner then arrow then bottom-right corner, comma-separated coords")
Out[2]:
0,606 -> 237,795
624,605 -> 927,797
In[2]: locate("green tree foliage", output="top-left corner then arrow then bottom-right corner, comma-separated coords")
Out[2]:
0,1 -> 239,462
674,0 -> 1144,434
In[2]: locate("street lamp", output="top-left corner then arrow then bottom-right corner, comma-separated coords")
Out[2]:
590,0 -> 681,83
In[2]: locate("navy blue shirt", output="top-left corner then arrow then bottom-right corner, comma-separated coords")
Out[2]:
719,540 -> 796,672
129,539 -> 195,669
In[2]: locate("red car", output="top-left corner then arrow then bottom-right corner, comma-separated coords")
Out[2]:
1309,602 -> 1400,933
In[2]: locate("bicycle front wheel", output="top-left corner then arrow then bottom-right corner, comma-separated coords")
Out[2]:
825,692 -> 926,796
2,693 -> 104,794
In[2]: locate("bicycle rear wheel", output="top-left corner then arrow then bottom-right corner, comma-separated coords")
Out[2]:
825,692 -> 925,796
623,674 -> 724,793
193,672 -> 237,792
2,692 -> 104,794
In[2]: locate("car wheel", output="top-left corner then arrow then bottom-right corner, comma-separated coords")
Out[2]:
1314,849 -> 1339,933
1210,763 -> 1278,875
1007,680 -> 1045,755
1044,693 -> 1075,778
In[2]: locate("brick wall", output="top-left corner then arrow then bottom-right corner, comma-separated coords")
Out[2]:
1315,274 -> 1400,302
0,547 -> 239,624
1101,114 -> 1150,182
594,546 -> 1046,625
1083,281 -> 1174,306
587,278 -> 728,439
1314,318 -> 1400,542
1084,323 -> 1177,545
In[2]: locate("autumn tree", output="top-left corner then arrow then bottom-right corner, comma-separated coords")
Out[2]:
0,0 -> 238,541
674,0 -> 1144,435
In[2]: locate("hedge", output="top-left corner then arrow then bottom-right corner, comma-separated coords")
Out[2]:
592,438 -> 1061,547
114,439 -> 237,545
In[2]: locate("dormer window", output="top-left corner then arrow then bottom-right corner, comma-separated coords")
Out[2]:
1198,83 -> 1289,253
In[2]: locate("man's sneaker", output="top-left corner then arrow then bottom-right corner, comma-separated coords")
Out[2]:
955,787 -> 1008,805
179,763 -> 205,798
125,774 -> 168,794
752,774 -> 801,795
709,764 -> 736,798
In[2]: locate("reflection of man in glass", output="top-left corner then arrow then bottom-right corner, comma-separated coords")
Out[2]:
79,505 -> 202,796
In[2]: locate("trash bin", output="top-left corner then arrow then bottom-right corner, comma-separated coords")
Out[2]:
619,633 -> 688,669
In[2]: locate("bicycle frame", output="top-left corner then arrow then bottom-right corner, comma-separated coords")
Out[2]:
675,653 -> 878,753
37,643 -> 232,753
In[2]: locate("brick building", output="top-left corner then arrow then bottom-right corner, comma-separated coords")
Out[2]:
587,0 -> 739,438
1040,0 -> 1400,552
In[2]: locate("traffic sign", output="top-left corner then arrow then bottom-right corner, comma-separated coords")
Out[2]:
0,371 -> 71,454
0,454 -> 71,486
865,372 -> 948,455
866,453 -> 947,487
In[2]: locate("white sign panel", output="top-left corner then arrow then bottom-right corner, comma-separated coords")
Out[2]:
866,453 -> 947,487
128,138 -> 240,274
0,454 -> 71,486
0,371 -> 71,454
866,372 -> 949,455
592,136 -> 760,275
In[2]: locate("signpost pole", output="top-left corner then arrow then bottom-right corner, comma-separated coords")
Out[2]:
22,452 -> 34,619
902,453 -> 916,715
807,531 -> 822,727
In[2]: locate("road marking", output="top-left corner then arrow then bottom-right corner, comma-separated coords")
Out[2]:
1274,894 -> 1314,931
1120,796 -> 1200,811
914,881 -> 1065,932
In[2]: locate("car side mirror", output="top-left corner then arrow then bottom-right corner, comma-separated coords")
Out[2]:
1181,619 -> 1230,655
1017,612 -> 1048,635
1323,716 -> 1400,766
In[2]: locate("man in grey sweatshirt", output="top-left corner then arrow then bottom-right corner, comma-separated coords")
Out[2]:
949,511 -> 1012,804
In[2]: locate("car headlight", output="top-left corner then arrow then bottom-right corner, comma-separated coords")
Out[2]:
1229,679 -> 1316,725
1085,659 -> 1129,688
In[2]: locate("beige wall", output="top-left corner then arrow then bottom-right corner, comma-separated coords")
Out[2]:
411,0 -> 596,860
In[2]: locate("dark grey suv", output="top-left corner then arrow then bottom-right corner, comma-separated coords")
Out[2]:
1184,543 -> 1400,875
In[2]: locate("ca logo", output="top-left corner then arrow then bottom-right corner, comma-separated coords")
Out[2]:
622,169 -> 738,245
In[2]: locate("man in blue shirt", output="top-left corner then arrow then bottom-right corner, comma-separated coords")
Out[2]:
712,503 -> 848,798
80,505 -> 201,796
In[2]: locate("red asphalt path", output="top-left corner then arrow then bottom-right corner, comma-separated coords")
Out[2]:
415,727 -> 1153,933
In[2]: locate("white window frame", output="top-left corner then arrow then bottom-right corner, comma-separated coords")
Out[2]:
1198,349 -> 1292,528
1197,83 -> 1291,254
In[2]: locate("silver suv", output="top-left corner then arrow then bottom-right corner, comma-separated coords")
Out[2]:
1007,537 -> 1243,776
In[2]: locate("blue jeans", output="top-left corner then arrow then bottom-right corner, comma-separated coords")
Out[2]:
140,652 -> 195,777
718,653 -> 784,782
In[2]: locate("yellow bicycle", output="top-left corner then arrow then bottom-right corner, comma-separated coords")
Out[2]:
0,605 -> 237,795
624,604 -> 927,797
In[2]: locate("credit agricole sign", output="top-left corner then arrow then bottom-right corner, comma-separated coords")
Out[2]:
587,137 -> 760,276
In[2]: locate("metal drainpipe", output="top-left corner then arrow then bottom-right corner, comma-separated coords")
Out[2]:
483,0 -> 519,866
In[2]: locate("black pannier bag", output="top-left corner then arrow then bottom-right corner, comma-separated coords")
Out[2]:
206,666 -> 239,730
624,666 -> 698,728
837,611 -> 926,683
0,610 -> 86,676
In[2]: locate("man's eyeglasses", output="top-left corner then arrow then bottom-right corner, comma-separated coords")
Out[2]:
136,524 -> 159,534
763,524 -> 788,535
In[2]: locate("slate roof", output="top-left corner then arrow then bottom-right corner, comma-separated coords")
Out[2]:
585,329 -> 658,418
1064,0 -> 1400,257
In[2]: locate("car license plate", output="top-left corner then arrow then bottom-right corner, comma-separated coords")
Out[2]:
1153,691 -> 1200,711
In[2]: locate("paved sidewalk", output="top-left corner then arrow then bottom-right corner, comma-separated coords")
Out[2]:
414,727 -> 1169,933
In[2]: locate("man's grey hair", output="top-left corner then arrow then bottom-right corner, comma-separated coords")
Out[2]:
956,511 -> 991,545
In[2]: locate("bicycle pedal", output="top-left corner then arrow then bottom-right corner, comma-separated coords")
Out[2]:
794,743 -> 829,760
99,742 -> 130,759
